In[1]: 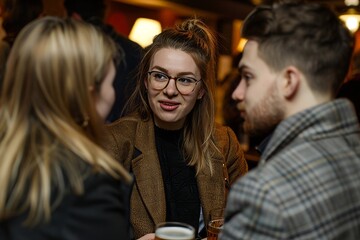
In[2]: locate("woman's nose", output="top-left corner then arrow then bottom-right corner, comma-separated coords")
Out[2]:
163,78 -> 179,96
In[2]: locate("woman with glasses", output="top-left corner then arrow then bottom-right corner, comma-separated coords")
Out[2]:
105,18 -> 248,240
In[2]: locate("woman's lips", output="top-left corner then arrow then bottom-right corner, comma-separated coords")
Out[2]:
159,101 -> 180,111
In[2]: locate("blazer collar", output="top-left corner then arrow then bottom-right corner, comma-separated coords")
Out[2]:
132,117 -> 166,224
130,116 -> 227,225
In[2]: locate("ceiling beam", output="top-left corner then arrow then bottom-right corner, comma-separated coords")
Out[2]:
166,0 -> 254,19
113,0 -> 254,20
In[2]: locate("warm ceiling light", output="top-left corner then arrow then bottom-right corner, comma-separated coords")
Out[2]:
339,8 -> 360,33
345,0 -> 359,6
129,18 -> 162,48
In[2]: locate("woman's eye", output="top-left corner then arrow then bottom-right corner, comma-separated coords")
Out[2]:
154,73 -> 167,80
178,77 -> 196,84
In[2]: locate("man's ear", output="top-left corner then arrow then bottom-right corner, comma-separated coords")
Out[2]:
281,66 -> 301,99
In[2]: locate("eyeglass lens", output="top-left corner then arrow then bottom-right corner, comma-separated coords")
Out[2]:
148,71 -> 199,94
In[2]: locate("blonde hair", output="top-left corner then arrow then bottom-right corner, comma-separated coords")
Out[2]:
0,17 -> 131,225
124,18 -> 219,174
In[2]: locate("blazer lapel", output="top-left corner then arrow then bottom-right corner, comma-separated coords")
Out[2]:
197,155 -> 225,224
131,119 -> 166,224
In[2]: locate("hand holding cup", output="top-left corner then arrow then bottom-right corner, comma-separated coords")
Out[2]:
207,208 -> 225,240
154,222 -> 195,240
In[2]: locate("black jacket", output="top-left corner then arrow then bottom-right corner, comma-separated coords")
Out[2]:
0,171 -> 132,240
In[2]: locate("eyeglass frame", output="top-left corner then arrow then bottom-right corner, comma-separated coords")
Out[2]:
147,70 -> 201,95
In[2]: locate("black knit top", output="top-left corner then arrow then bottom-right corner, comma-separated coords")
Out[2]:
154,125 -> 200,233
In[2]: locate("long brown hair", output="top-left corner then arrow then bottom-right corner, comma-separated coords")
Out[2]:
124,18 -> 219,174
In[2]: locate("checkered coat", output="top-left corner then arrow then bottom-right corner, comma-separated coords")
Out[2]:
221,99 -> 360,239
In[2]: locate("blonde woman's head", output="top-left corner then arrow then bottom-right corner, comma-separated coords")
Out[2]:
0,16 -> 130,225
3,16 -> 117,136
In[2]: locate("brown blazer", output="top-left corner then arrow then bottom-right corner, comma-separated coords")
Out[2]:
105,114 -> 248,239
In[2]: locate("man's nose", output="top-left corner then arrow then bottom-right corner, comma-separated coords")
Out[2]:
232,79 -> 246,101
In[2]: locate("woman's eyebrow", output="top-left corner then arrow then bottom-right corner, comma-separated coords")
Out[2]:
150,65 -> 196,76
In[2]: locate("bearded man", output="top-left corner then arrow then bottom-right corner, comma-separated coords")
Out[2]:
221,2 -> 360,239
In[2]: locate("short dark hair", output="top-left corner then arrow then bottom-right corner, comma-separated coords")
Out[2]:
242,2 -> 354,96
63,0 -> 106,21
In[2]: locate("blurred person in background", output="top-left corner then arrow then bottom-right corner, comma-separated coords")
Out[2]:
221,52 -> 243,141
0,0 -> 43,89
0,17 -> 132,240
337,50 -> 360,123
64,0 -> 143,123
0,0 -> 7,82
105,18 -> 248,239
221,2 -> 360,239
0,0 -> 5,39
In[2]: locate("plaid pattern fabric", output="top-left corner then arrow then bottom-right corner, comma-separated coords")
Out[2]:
221,99 -> 360,239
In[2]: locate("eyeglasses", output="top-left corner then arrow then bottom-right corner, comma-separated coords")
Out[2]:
147,70 -> 201,95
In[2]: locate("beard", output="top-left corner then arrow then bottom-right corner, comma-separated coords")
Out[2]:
243,82 -> 284,138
